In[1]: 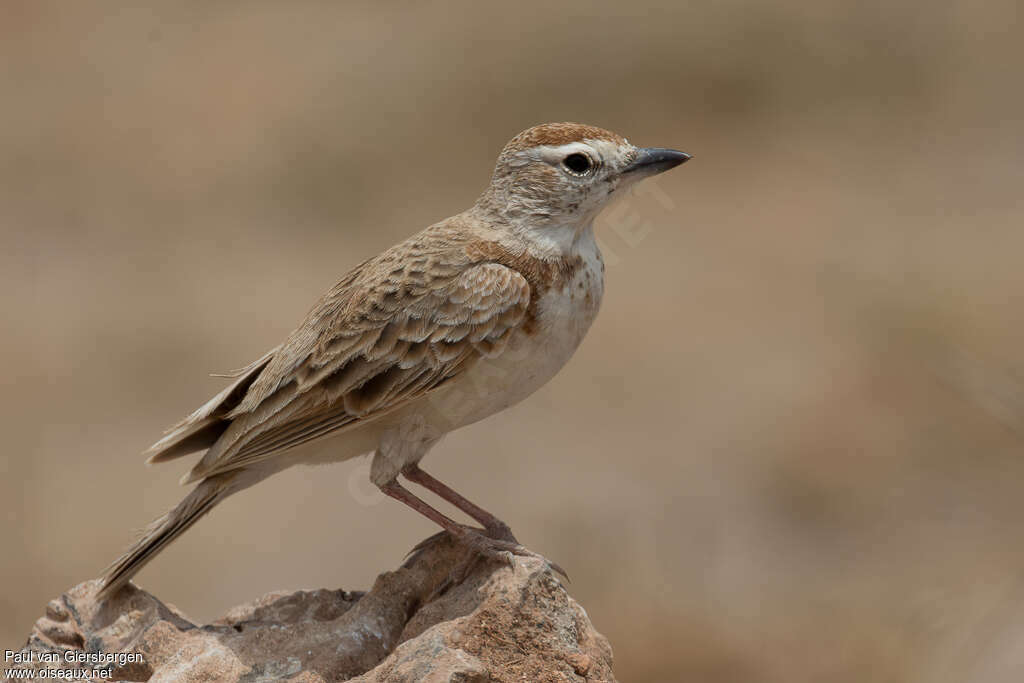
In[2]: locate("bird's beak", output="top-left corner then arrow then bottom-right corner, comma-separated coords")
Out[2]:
622,148 -> 691,177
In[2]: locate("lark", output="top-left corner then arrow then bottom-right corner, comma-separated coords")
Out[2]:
98,122 -> 689,598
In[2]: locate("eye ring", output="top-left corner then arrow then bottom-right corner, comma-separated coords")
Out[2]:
562,152 -> 594,176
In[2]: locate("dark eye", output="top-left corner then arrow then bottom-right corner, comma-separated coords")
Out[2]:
562,152 -> 593,175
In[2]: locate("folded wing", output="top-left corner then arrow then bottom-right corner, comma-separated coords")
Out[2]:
169,256 -> 530,484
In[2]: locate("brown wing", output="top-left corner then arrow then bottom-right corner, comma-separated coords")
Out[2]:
180,253 -> 530,484
143,347 -> 280,464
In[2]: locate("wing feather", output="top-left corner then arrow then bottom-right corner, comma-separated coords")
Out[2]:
144,346 -> 279,464
180,258 -> 530,483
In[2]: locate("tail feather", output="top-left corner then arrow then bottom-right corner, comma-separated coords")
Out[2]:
97,473 -> 237,600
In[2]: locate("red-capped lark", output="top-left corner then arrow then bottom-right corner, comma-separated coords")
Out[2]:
98,122 -> 689,598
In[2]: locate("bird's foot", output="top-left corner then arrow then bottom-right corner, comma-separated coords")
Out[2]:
480,519 -> 517,544
452,525 -> 569,581
406,520 -> 517,556
407,524 -> 568,600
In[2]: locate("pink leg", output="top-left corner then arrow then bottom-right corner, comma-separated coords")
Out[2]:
401,464 -> 515,541
378,478 -> 567,579
378,479 -> 470,538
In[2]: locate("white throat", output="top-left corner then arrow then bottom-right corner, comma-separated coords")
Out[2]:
507,218 -> 596,260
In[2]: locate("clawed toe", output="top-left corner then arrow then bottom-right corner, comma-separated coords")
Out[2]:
458,530 -> 569,581
406,525 -> 569,590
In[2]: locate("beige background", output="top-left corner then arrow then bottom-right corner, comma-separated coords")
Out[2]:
3,2 -> 1024,680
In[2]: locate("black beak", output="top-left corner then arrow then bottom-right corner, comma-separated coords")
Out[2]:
623,147 -> 691,176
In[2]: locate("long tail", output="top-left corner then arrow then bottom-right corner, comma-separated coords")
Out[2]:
97,472 -> 239,600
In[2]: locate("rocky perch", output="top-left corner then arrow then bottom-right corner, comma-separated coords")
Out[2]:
7,536 -> 615,682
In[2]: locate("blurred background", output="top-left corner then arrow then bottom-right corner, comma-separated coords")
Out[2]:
2,1 -> 1023,680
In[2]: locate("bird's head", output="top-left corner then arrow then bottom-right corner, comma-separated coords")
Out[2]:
475,122 -> 689,236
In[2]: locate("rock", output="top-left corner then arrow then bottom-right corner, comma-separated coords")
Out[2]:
7,535 -> 615,682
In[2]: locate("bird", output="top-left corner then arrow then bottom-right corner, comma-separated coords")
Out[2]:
97,122 -> 690,599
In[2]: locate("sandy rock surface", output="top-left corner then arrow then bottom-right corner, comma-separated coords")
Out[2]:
7,536 -> 615,682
